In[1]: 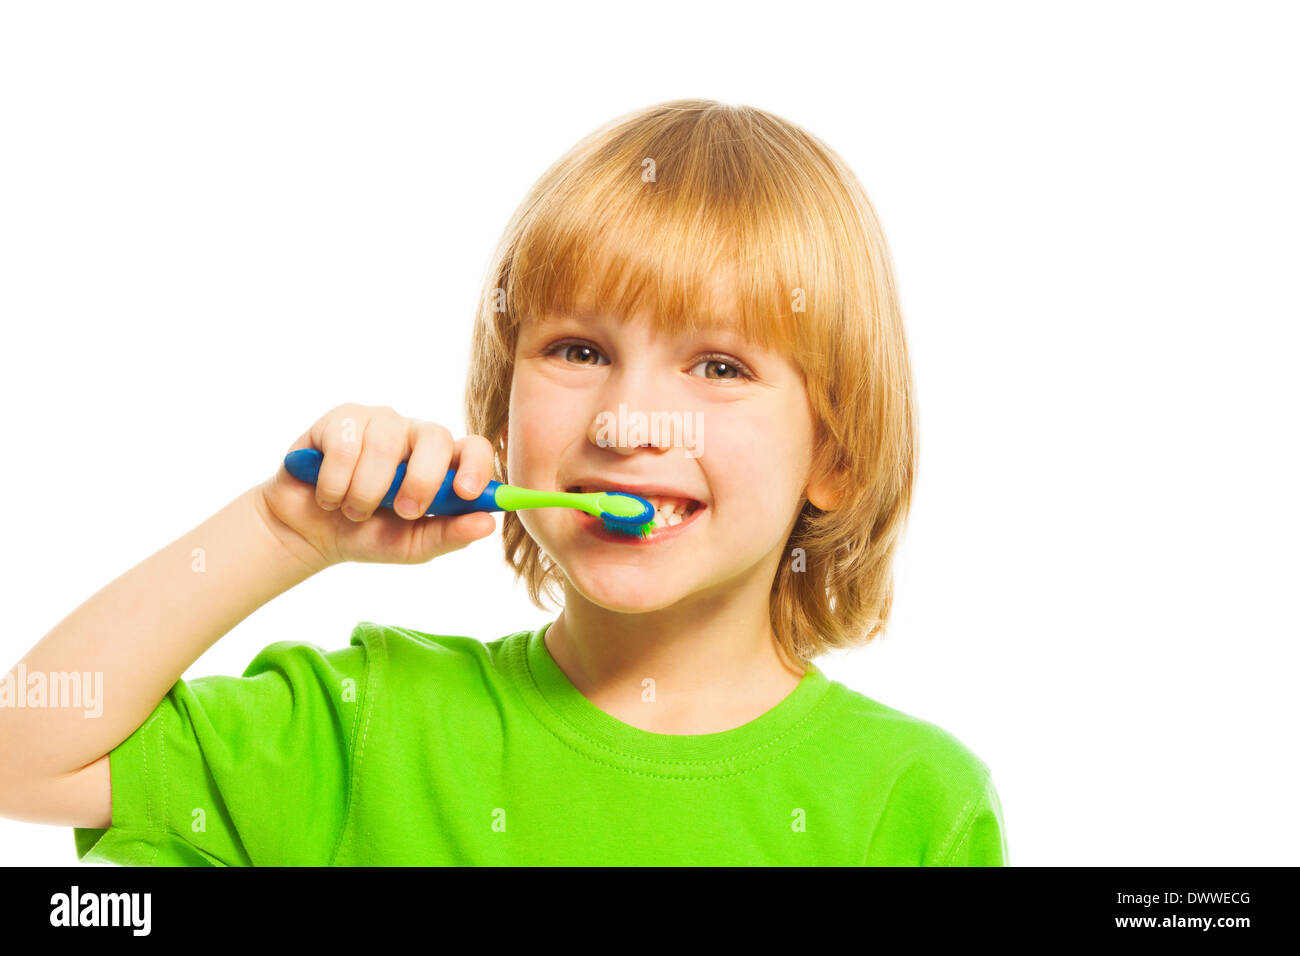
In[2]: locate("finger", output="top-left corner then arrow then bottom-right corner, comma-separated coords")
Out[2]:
311,405 -> 368,511
283,427 -> 314,456
393,421 -> 455,519
413,511 -> 497,561
342,410 -> 411,521
265,426 -> 316,498
449,433 -> 497,500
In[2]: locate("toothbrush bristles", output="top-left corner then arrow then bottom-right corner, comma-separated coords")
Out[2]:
601,517 -> 654,538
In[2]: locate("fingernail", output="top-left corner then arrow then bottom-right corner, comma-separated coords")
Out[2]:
395,496 -> 419,518
457,473 -> 479,494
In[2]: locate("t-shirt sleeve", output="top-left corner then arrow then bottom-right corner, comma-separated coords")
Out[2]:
72,638 -> 371,866
933,766 -> 1008,867
863,733 -> 1010,866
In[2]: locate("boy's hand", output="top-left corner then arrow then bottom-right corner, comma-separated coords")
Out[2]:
255,403 -> 498,571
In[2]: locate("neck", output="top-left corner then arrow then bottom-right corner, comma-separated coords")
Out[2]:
543,572 -> 807,736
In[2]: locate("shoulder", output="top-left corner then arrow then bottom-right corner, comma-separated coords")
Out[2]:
239,631 -> 370,680
818,678 -> 1007,864
341,620 -> 529,692
172,634 -> 371,710
819,676 -> 995,789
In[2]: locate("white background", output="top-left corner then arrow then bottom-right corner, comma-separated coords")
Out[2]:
2,0 -> 1296,867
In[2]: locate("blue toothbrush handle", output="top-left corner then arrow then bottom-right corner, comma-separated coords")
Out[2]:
283,448 -> 504,516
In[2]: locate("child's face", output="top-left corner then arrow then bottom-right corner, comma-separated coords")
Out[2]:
505,303 -> 823,614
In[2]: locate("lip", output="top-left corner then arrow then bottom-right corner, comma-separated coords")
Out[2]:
573,500 -> 707,545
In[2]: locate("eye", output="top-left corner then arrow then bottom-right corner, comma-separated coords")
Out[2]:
541,340 -> 756,383
688,353 -> 755,382
541,341 -> 607,367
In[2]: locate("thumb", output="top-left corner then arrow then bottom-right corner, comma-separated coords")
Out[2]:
416,511 -> 497,560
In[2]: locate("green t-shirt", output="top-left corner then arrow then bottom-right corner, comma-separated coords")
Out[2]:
73,621 -> 1008,866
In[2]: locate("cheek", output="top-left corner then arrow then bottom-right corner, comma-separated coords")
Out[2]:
711,407 -> 785,457
700,414 -> 796,521
507,372 -> 583,481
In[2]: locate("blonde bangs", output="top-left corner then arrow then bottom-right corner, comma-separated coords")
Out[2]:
500,104 -> 836,364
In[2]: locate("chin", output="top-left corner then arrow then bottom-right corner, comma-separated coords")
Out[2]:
559,564 -> 693,614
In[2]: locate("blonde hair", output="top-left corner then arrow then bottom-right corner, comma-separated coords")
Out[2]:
464,98 -> 917,670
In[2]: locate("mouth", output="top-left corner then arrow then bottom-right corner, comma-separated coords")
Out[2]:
566,485 -> 706,541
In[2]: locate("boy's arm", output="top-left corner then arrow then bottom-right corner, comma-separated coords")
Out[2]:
0,484 -> 324,825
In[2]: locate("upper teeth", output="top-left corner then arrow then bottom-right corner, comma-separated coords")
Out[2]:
576,488 -> 698,515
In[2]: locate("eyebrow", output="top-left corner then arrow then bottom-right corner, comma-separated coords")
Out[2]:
532,310 -> 750,344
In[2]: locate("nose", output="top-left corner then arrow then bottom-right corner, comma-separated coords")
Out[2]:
587,371 -> 683,454
588,403 -> 678,453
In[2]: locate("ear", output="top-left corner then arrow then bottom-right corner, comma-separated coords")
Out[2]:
805,424 -> 844,510
806,472 -> 843,510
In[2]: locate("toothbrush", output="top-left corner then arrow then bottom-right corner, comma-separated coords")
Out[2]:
282,448 -> 658,538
